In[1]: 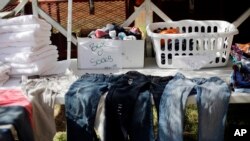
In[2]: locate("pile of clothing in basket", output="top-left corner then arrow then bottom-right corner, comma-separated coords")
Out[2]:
230,43 -> 250,93
153,27 -> 193,51
0,15 -> 58,78
87,23 -> 142,40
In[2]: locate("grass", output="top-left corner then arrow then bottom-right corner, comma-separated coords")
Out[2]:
53,104 -> 250,141
54,105 -> 67,141
53,132 -> 67,141
53,104 -> 200,141
184,104 -> 198,141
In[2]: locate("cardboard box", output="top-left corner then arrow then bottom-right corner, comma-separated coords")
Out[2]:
77,38 -> 144,69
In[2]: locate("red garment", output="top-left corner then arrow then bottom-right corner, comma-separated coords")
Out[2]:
0,89 -> 33,127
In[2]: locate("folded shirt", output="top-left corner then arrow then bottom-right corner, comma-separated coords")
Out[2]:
0,45 -> 58,63
0,23 -> 51,34
10,63 -> 56,77
0,30 -> 51,42
10,54 -> 58,69
10,55 -> 58,77
0,40 -> 51,49
0,15 -> 50,27
43,60 -> 71,76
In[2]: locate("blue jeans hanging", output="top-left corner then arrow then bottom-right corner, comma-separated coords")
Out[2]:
158,73 -> 231,141
105,71 -> 154,141
65,73 -> 123,141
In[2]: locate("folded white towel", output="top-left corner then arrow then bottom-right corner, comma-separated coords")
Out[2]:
10,54 -> 58,69
0,15 -> 50,27
1,50 -> 58,64
0,50 -> 58,63
0,24 -> 52,34
10,63 -> 56,77
10,55 -> 58,77
43,60 -> 71,76
0,45 -> 58,63
0,45 -> 56,55
0,40 -> 51,49
0,30 -> 51,42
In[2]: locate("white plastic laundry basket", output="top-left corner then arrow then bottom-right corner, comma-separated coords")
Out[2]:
146,20 -> 239,69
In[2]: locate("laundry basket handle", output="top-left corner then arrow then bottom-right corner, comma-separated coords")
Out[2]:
232,8 -> 250,28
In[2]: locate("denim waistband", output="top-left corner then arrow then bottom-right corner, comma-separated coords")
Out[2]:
173,72 -> 225,86
79,73 -> 124,83
147,75 -> 174,86
124,71 -> 149,83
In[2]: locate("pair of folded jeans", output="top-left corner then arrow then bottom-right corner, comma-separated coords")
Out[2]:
158,73 -> 231,141
65,73 -> 123,141
105,71 -> 154,141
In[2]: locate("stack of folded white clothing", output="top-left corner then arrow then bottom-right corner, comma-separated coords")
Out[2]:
0,15 -> 60,77
0,61 -> 11,86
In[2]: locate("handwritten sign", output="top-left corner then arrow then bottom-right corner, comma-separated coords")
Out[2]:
77,38 -> 122,69
173,52 -> 216,70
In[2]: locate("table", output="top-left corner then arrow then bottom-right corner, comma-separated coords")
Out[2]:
1,58 -> 250,104
54,58 -> 250,104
